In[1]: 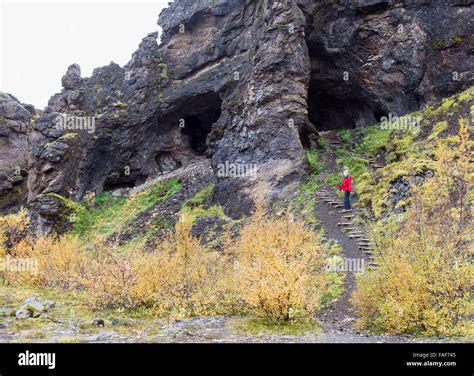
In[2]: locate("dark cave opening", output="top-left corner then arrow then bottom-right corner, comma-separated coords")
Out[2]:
150,91 -> 222,175
307,79 -> 378,132
303,28 -> 386,132
373,110 -> 388,122
103,172 -> 148,191
161,91 -> 222,157
181,113 -> 215,155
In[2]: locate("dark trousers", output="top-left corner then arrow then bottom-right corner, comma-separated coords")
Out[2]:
344,191 -> 352,209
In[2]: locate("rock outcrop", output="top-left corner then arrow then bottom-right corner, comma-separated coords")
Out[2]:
0,0 -> 472,233
301,0 -> 474,129
0,93 -> 34,212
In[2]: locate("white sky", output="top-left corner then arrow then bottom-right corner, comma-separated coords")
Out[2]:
0,0 -> 170,109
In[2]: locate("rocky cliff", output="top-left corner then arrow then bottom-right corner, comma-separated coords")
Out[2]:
1,0 -> 473,233
0,93 -> 35,212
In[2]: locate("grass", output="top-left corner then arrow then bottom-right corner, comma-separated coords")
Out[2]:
428,121 -> 448,140
306,149 -> 323,175
338,129 -> 352,143
348,86 -> 473,217
335,148 -> 368,175
50,178 -> 182,242
294,171 -> 323,227
0,284 -> 167,342
294,149 -> 324,221
356,125 -> 392,156
181,184 -> 227,223
229,317 -> 321,336
326,172 -> 341,188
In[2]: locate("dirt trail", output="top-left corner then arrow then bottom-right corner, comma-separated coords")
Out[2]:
313,131 -> 373,334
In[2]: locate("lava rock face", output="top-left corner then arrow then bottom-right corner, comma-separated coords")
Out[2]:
26,32 -> 176,234
159,0 -> 315,218
1,0 -> 473,233
300,0 -> 473,129
0,92 -> 33,212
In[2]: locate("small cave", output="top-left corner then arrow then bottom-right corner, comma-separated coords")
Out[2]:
102,172 -> 148,192
373,110 -> 388,123
181,113 -> 215,155
307,81 -> 377,131
159,91 -> 223,159
178,92 -> 222,156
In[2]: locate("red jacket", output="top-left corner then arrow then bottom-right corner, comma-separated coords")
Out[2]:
339,176 -> 352,192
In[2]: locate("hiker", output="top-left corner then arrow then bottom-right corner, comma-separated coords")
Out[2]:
339,167 -> 352,210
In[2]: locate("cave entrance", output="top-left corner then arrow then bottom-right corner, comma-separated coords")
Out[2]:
103,172 -> 148,191
161,91 -> 222,157
153,92 -> 222,174
182,114 -> 214,155
179,92 -> 222,156
304,30 -> 387,132
307,82 -> 372,131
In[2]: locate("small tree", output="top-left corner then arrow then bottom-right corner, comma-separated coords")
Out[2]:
233,201 -> 326,321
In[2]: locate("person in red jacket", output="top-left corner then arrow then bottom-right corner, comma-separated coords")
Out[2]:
339,167 -> 352,210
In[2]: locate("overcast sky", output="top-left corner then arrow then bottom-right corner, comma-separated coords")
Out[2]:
0,0 -> 170,109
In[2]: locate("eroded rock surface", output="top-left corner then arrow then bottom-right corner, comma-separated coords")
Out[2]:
0,0 -> 472,233
0,92 -> 34,212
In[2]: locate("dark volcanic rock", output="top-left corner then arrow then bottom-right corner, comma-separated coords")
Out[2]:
300,0 -> 473,130
0,92 -> 33,212
0,0 -> 472,232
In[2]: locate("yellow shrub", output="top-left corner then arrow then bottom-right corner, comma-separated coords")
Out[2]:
32,236 -> 89,289
353,120 -> 473,336
83,214 -> 236,317
0,209 -> 30,256
149,215 -> 237,317
232,202 -> 326,321
82,244 -> 160,309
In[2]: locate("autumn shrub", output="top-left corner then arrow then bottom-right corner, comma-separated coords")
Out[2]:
31,236 -> 90,289
84,213 -> 237,317
82,243 -> 160,310
231,202 -> 327,322
353,120 -> 473,336
0,209 -> 30,256
150,216 -> 237,316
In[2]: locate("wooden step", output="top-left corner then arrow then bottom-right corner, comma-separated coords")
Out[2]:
338,222 -> 353,226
